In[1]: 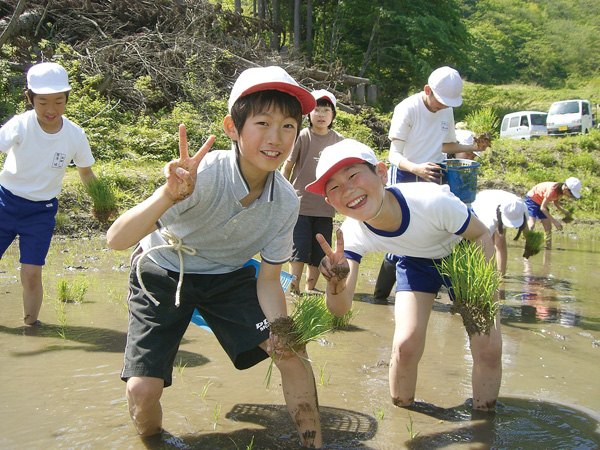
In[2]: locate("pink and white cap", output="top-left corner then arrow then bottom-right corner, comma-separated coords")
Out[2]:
306,139 -> 378,196
228,66 -> 316,114
311,89 -> 336,109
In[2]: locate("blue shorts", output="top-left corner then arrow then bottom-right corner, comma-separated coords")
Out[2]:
122,247 -> 271,387
392,167 -> 448,184
0,186 -> 58,265
394,254 -> 450,295
291,215 -> 333,267
525,196 -> 547,219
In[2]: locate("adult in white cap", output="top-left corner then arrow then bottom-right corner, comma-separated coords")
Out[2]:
471,190 -> 529,275
525,177 -> 581,248
0,61 -> 97,326
281,88 -> 344,295
108,66 -> 322,448
304,139 -> 502,412
371,66 -> 489,304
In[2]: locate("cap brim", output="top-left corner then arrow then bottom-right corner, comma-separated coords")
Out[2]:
241,82 -> 316,115
433,91 -> 462,108
30,86 -> 72,94
306,157 -> 367,196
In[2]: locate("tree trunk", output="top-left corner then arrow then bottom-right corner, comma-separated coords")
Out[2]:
0,0 -> 27,52
293,0 -> 300,57
234,0 -> 241,14
306,0 -> 312,64
271,0 -> 280,51
358,10 -> 380,78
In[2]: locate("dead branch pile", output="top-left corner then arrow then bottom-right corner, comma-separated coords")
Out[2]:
0,0 -> 354,112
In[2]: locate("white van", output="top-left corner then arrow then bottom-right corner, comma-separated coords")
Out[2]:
546,99 -> 593,136
500,111 -> 548,140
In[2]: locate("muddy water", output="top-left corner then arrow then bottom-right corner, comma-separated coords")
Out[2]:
1,234 -> 599,449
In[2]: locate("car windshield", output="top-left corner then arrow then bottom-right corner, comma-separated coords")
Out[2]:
549,101 -> 579,115
531,114 -> 547,126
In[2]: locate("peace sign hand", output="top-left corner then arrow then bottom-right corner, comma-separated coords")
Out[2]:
163,124 -> 216,204
316,229 -> 350,294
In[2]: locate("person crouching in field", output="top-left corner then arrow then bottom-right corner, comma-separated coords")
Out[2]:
306,139 -> 502,411
107,66 -> 322,448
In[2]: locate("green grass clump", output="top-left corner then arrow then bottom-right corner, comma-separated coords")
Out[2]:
435,241 -> 502,336
523,230 -> 544,258
86,176 -> 118,223
56,277 -> 89,303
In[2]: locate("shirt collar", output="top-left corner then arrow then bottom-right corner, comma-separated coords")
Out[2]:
230,150 -> 275,205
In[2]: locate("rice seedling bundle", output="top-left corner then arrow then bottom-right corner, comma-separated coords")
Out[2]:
523,230 -> 544,258
86,176 -> 118,223
435,241 -> 502,336
464,106 -> 500,145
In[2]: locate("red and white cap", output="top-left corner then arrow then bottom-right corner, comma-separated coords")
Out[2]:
27,62 -> 71,94
428,66 -> 463,108
228,66 -> 316,114
306,139 -> 378,196
311,89 -> 336,109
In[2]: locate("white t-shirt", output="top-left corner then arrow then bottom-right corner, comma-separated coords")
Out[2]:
471,189 -> 524,236
0,110 -> 95,201
388,92 -> 457,165
341,183 -> 470,262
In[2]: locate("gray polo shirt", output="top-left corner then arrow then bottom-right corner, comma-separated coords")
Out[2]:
140,149 -> 300,274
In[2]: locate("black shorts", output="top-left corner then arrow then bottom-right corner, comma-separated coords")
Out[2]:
290,215 -> 333,267
122,248 -> 271,387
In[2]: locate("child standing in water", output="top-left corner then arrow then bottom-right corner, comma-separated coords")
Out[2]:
107,66 -> 322,448
306,139 -> 502,411
281,89 -> 344,295
0,62 -> 97,325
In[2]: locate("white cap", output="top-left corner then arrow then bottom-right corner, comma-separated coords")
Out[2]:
228,66 -> 316,114
27,62 -> 71,94
500,199 -> 527,228
428,66 -> 463,108
306,139 -> 378,196
565,177 -> 581,199
311,89 -> 336,109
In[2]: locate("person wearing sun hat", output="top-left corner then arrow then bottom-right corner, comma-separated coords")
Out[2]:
281,88 -> 344,295
369,66 -> 491,305
471,190 -> 530,275
304,138 -> 503,413
0,61 -> 98,326
108,66 -> 322,448
525,177 -> 582,248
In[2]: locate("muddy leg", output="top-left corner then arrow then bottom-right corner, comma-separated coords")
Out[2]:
469,316 -> 502,411
126,376 -> 164,437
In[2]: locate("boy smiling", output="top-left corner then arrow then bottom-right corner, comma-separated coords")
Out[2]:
107,66 -> 322,448
307,139 -> 503,412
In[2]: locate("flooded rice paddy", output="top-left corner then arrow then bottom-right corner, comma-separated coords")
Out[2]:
1,232 -> 599,449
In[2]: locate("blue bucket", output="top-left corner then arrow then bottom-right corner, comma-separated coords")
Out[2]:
442,159 -> 480,204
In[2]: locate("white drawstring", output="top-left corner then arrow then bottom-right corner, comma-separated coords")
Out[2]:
135,229 -> 196,307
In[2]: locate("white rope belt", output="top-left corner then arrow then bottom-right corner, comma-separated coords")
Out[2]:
135,229 -> 196,307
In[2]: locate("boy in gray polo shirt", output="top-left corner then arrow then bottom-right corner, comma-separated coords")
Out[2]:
107,66 -> 322,448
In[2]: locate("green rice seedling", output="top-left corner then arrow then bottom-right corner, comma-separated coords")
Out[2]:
375,404 -> 385,420
434,241 -> 502,337
265,295 -> 333,387
175,358 -> 187,383
56,276 -> 89,303
406,412 -> 420,439
56,279 -> 69,303
329,307 -> 355,329
200,379 -> 213,402
465,106 -> 500,145
316,362 -> 331,387
523,230 -> 544,258
86,175 -> 118,223
213,402 -> 221,430
54,296 -> 68,339
562,206 -> 575,223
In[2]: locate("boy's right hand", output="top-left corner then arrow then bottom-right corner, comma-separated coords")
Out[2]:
163,124 -> 215,204
316,229 -> 350,294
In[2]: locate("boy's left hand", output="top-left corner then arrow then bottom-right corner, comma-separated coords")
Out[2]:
163,124 -> 215,203
316,229 -> 350,290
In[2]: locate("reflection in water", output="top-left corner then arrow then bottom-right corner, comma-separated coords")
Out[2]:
405,397 -> 600,450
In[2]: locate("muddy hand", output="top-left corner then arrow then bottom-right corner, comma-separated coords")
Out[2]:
316,229 -> 350,286
164,124 -> 215,203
